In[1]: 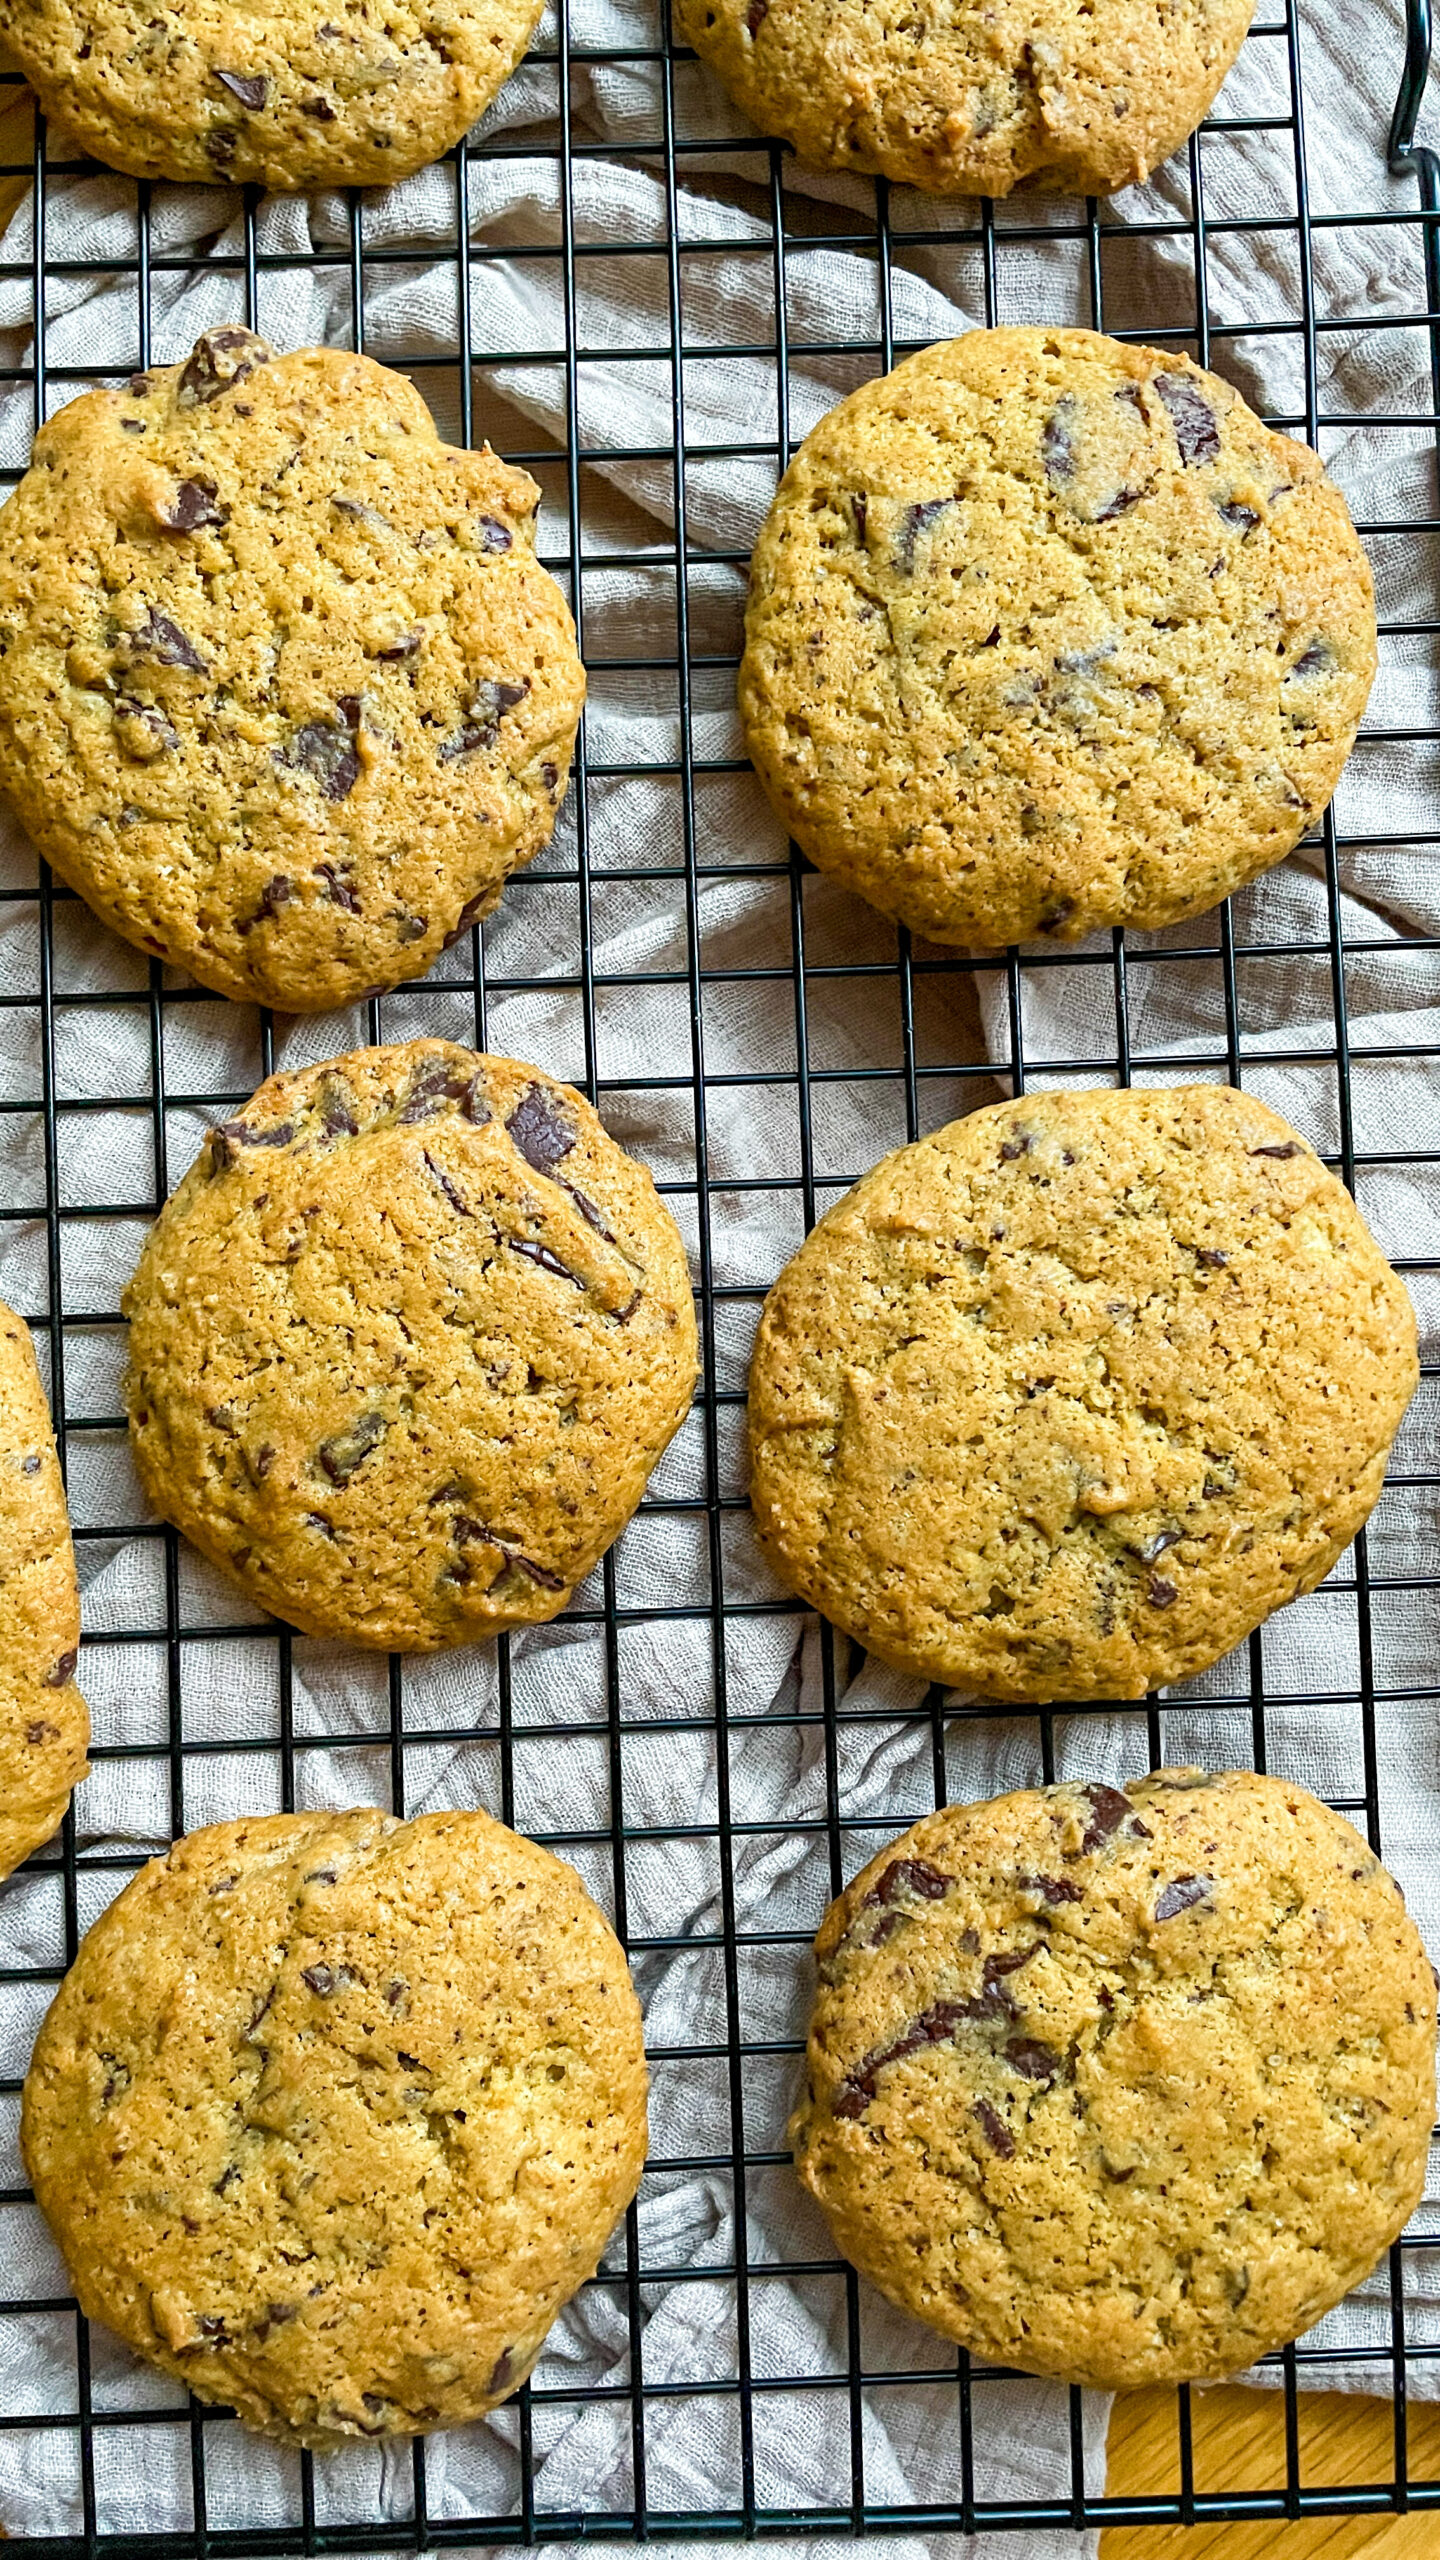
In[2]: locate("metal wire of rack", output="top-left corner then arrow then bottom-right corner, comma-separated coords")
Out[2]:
0,0 -> 1437,2545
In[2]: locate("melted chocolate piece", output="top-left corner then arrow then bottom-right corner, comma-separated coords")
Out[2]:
317,1409 -> 386,1483
376,628 -> 422,660
1196,1246 -> 1227,1268
1290,639 -> 1336,679
454,1515 -> 564,1591
176,326 -> 273,407
999,1130 -> 1034,1162
210,1117 -> 295,1170
1041,393 -> 1077,484
1003,2036 -> 1062,2082
1155,370 -> 1220,466
439,891 -> 488,952
1092,484 -> 1142,522
237,873 -> 292,935
859,1856 -> 950,1910
895,496 -> 951,571
314,861 -> 360,912
301,1964 -> 342,1995
423,1150 -> 471,1216
160,476 -> 228,533
1249,1141 -> 1301,1158
973,2097 -> 1015,2158
286,697 -> 361,801
216,70 -> 268,107
1148,1575 -> 1178,1608
832,1997 -> 975,2119
509,1237 -> 582,1286
507,1082 -> 576,1174
1017,1872 -> 1082,1904
399,1062 -> 482,1122
1135,1529 -> 1181,1564
301,93 -> 336,119
1154,1873 -> 1213,1922
127,608 -> 208,671
489,2347 -> 516,2396
114,699 -> 178,756
852,493 -> 867,544
1216,497 -> 1260,533
1078,1784 -> 1133,1853
476,515 -> 512,552
26,1719 -> 58,1744
45,1648 -> 77,1688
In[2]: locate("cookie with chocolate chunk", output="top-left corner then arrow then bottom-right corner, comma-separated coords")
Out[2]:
0,1297 -> 88,1876
0,331 -> 584,1011
791,1769 -> 1436,2387
748,1082 -> 1415,1701
677,0 -> 1252,198
740,327 -> 1374,947
0,0 -> 543,189
122,1041 -> 697,1651
22,1805 -> 648,2443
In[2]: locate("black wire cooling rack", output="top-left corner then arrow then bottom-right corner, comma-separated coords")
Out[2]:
0,0 -> 1438,2546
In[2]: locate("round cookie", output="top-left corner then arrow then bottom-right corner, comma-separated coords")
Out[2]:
0,1298 -> 88,1876
748,1083 -> 1415,1702
22,1805 -> 649,2443
0,0 -> 543,189
790,1769 -> 1437,2387
122,1040 -> 697,1652
0,330 -> 584,1012
676,0 -> 1254,198
739,328 -> 1374,948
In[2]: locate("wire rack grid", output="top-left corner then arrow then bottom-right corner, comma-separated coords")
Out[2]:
0,0 -> 1437,2545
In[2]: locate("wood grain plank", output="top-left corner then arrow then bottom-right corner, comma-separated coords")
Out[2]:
1103,2387 -> 1440,2555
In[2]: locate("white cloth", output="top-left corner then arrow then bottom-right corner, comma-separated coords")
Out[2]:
0,0 -> 1434,2545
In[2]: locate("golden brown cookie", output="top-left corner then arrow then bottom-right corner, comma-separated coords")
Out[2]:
123,1040 -> 697,1652
0,1296 -> 87,1877
748,1083 -> 1415,1701
739,328 -> 1374,948
0,330 -> 584,1012
676,0 -> 1254,198
0,0 -> 543,189
791,1769 -> 1436,2387
22,1805 -> 648,2444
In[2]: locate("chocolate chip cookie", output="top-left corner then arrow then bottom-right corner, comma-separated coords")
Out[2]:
122,1040 -> 697,1652
791,1769 -> 1436,2387
0,331 -> 584,1012
740,328 -> 1374,948
748,1083 -> 1415,1701
0,1297 -> 87,1878
23,1805 -> 649,2444
676,0 -> 1253,198
0,0 -> 544,188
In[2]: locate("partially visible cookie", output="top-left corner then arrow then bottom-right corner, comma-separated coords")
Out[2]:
748,1083 -> 1416,1701
740,328 -> 1375,948
0,1297 -> 87,1877
0,0 -> 543,189
22,1806 -> 649,2444
676,0 -> 1254,198
0,331 -> 584,1011
791,1769 -> 1437,2387
122,1040 -> 698,1652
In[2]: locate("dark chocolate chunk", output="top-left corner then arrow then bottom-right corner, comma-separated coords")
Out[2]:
1003,2036 -> 1062,2082
423,1150 -> 471,1217
301,1964 -> 342,1996
1289,639 -> 1336,679
399,1062 -> 480,1122
561,1181 -> 617,1243
1101,2155 -> 1136,2182
304,1868 -> 338,1884
159,475 -> 228,533
1092,485 -> 1142,522
1154,1873 -> 1212,1922
314,862 -> 361,913
396,915 -> 427,944
237,873 -> 292,935
114,699 -> 178,756
212,1116 -> 294,1168
1196,1246 -> 1227,1268
489,2347 -> 516,2396
1078,1784 -> 1133,1853
196,2315 -> 231,2345
20,1453 -> 40,1474
509,1237 -> 583,1287
852,493 -> 867,544
476,515 -> 512,552
454,1516 -> 565,1591
305,1512 -> 337,1538
318,1409 -> 386,1483
1147,1574 -> 1178,1608
375,628 -> 422,660
1249,1141 -> 1301,1158
317,1081 -> 359,1138
286,697 -> 361,801
832,1997 -> 977,2119
127,608 -> 208,671
973,2097 -> 1015,2158
1037,897 -> 1074,933
129,372 -> 151,397
859,1856 -> 950,1910
216,70 -> 268,107
507,1082 -> 576,1174
26,1719 -> 58,1744
1216,497 -> 1260,532
301,93 -> 336,118
440,891 -> 488,952
1154,370 -> 1220,466
1017,1872 -> 1083,1904
999,1130 -> 1034,1162
45,1647 -> 78,1687
176,326 -> 273,408
1041,392 -> 1077,484
895,496 -> 951,571
1135,1528 -> 1181,1564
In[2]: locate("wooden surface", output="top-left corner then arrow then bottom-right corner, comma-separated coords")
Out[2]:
1103,2386 -> 1440,2554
